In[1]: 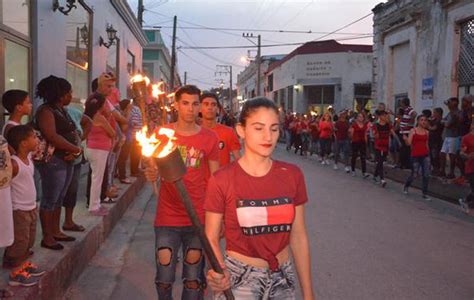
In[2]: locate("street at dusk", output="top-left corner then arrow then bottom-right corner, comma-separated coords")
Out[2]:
66,146 -> 474,300
0,0 -> 473,299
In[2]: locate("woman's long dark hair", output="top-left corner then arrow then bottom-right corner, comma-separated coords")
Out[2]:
84,93 -> 106,119
36,75 -> 72,105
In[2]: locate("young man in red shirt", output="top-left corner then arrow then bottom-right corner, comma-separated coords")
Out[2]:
200,91 -> 241,167
144,85 -> 220,299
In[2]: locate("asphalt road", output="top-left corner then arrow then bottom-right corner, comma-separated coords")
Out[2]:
66,146 -> 474,300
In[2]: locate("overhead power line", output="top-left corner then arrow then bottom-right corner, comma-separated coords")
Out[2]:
154,25 -> 372,36
178,35 -> 373,50
312,12 -> 374,42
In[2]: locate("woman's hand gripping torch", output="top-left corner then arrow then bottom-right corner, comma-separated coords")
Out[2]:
137,128 -> 235,300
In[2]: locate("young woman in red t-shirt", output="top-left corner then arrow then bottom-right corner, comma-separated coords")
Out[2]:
205,98 -> 314,299
403,115 -> 431,200
319,112 -> 334,165
349,113 -> 370,178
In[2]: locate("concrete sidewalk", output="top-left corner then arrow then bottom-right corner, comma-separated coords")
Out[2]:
0,165 -> 145,300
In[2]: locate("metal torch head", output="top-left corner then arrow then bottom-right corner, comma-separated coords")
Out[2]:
154,147 -> 187,182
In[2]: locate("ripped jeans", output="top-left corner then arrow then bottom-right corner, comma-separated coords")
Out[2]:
215,255 -> 296,300
154,226 -> 205,300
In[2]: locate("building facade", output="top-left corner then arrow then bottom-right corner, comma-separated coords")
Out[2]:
0,0 -> 147,127
237,55 -> 285,102
142,29 -> 179,91
372,0 -> 474,113
265,40 -> 372,114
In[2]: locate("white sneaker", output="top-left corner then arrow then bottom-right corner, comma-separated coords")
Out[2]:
351,171 -> 356,177
321,160 -> 326,165
333,164 -> 338,170
381,180 -> 387,188
345,166 -> 350,173
325,160 -> 331,165
458,198 -> 470,214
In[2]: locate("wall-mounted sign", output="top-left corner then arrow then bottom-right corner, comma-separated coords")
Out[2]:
306,60 -> 332,77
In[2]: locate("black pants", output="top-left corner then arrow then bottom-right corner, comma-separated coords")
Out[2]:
130,139 -> 141,175
374,150 -> 387,179
399,137 -> 411,169
117,141 -> 131,180
351,142 -> 367,173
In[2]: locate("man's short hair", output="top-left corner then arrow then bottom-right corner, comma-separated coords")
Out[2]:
175,85 -> 201,101
2,89 -> 28,113
6,125 -> 34,152
91,78 -> 98,92
401,97 -> 410,106
200,91 -> 221,108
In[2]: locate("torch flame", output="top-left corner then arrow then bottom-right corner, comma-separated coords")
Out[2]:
135,126 -> 177,159
130,74 -> 150,86
152,82 -> 166,98
156,127 -> 176,158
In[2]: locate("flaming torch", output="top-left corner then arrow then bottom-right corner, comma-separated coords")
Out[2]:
136,129 -> 234,300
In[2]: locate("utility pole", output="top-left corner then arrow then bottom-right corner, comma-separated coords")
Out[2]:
169,16 -> 177,92
137,0 -> 144,27
243,33 -> 262,96
215,65 -> 233,114
184,71 -> 187,85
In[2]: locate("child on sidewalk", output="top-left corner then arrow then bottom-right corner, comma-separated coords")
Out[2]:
373,111 -> 400,187
459,119 -> 474,214
1,90 -> 31,137
3,126 -> 46,287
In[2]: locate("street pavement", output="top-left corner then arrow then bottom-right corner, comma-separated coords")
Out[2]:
65,145 -> 474,300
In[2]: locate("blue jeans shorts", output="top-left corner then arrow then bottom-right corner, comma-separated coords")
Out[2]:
215,255 -> 296,299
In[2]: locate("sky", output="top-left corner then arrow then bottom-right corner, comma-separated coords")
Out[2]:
128,0 -> 383,90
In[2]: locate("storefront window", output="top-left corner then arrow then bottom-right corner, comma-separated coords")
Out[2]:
5,39 -> 29,91
65,1 -> 90,106
1,0 -> 30,37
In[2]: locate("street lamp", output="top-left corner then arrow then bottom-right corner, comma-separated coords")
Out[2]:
52,0 -> 77,15
99,24 -> 118,49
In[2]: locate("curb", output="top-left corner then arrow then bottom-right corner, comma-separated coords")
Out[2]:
8,176 -> 146,300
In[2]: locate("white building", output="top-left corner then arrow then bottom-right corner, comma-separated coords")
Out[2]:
372,0 -> 474,112
265,40 -> 373,114
0,0 -> 147,126
237,55 -> 285,102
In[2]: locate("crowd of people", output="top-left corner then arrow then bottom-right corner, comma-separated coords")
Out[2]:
283,95 -> 474,208
0,72 -> 150,289
0,73 -> 315,298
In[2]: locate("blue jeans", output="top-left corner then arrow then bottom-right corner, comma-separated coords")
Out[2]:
335,139 -> 350,165
154,226 -> 205,300
36,155 -> 74,211
404,155 -> 430,194
63,163 -> 82,208
215,255 -> 296,300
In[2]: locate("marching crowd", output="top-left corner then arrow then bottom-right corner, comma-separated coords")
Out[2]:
283,95 -> 474,209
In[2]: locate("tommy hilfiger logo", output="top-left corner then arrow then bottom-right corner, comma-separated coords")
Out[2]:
236,197 -> 295,236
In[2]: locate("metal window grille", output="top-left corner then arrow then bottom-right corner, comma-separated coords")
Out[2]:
458,19 -> 474,86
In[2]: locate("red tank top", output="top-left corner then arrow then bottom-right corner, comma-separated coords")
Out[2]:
411,131 -> 429,157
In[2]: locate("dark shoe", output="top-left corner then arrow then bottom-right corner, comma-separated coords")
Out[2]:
40,241 -> 64,250
54,235 -> 76,242
101,197 -> 117,204
62,224 -> 85,232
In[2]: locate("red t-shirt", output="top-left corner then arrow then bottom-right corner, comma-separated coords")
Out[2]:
351,123 -> 368,143
155,126 -> 219,227
411,131 -> 429,157
335,120 -> 349,141
309,122 -> 319,139
462,133 -> 474,174
374,123 -> 392,152
204,160 -> 308,271
319,121 -> 333,139
210,124 -> 241,167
